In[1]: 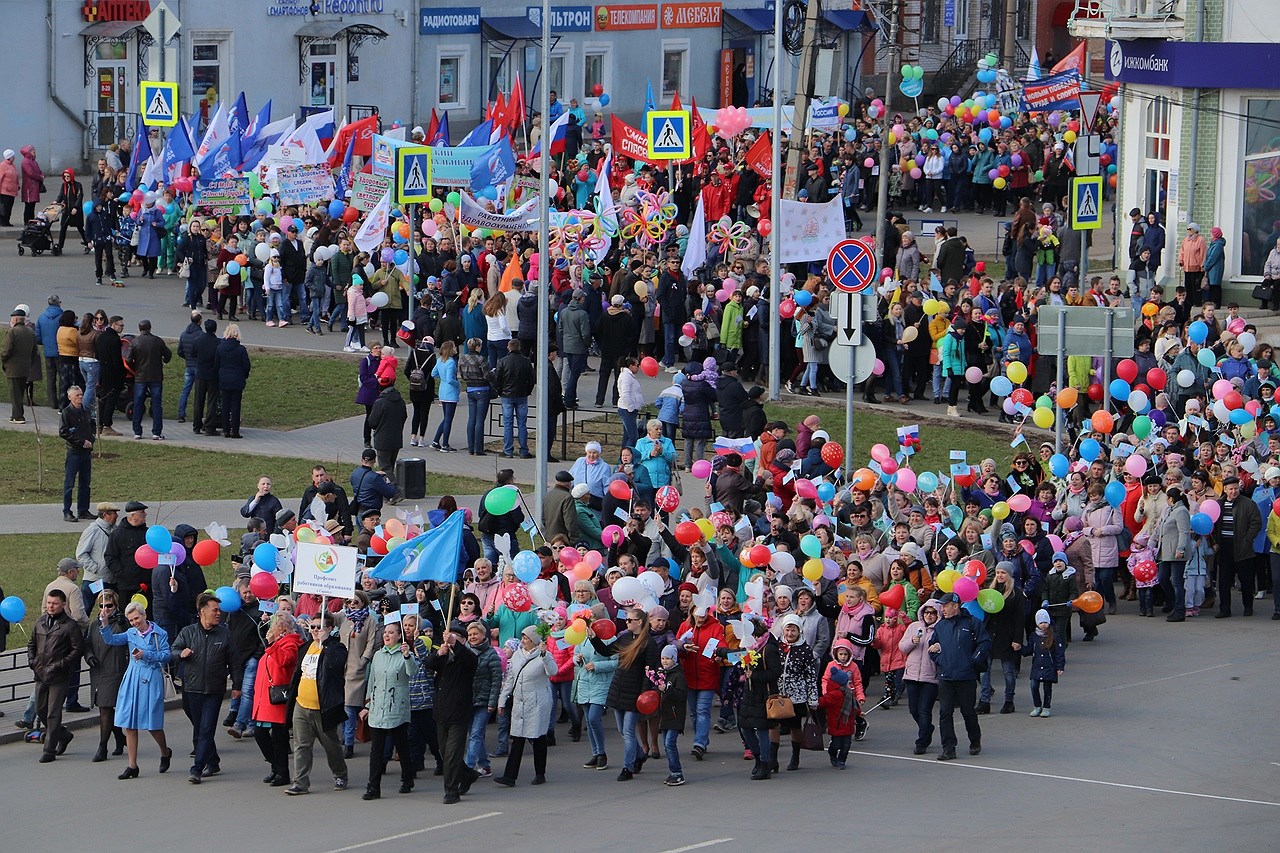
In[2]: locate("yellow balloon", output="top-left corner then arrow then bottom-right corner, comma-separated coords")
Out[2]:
563,624 -> 587,646
1033,407 -> 1055,429
1242,421 -> 1258,438
1006,361 -> 1028,384
888,131 -> 897,145
296,527 -> 317,543
131,593 -> 148,609
993,177 -> 1007,190
936,569 -> 960,593
991,501 -> 1010,520
1063,130 -> 1077,144
802,559 -> 824,582
695,518 -> 716,540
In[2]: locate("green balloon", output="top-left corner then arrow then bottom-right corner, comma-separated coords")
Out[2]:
914,66 -> 926,80
1132,415 -> 1152,440
977,588 -> 1005,614
248,173 -> 263,199
429,198 -> 443,212
1035,395 -> 1053,409
900,64 -> 913,78
1197,348 -> 1217,368
484,485 -> 519,515
446,191 -> 461,206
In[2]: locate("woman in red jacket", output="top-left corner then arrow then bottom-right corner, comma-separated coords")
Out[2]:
675,603 -> 727,760
251,614 -> 305,785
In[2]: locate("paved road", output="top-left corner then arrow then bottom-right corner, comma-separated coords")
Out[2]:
1,607 -> 1275,850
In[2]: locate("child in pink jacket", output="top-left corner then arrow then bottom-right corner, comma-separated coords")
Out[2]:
872,608 -> 909,706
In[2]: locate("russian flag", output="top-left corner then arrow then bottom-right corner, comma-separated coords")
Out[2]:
714,436 -> 756,460
530,110 -> 570,157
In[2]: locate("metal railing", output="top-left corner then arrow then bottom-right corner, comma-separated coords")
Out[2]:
483,401 -> 654,460
1072,0 -> 1181,22
0,648 -> 89,709
84,110 -> 142,155
928,37 -> 1031,98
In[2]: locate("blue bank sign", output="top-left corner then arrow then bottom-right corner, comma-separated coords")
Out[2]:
1105,39 -> 1280,88
526,5 -> 594,31
419,7 -> 482,33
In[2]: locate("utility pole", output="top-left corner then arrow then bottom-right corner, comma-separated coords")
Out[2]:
1002,0 -> 1018,72
781,0 -> 824,199
534,0 -> 551,524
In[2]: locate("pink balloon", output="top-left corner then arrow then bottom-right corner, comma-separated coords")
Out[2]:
601,524 -> 624,546
795,479 -> 818,500
1124,455 -> 1148,478
1200,501 -> 1221,523
682,322 -> 697,338
870,443 -> 891,463
716,288 -> 732,303
559,546 -> 581,567
582,550 -> 603,570
1212,379 -> 1232,400
895,468 -> 917,492
1021,539 -> 1035,555
953,576 -> 979,602
1003,398 -> 1018,415
1046,534 -> 1065,552
966,366 -> 984,383
691,459 -> 712,479
881,458 -> 898,475
873,359 -> 885,376
1007,493 -> 1032,513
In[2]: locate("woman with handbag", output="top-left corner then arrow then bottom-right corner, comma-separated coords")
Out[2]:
251,613 -> 304,786
737,616 -> 783,779
360,620 -> 420,800
98,599 -> 174,779
85,590 -> 128,762
493,624 -> 558,787
769,614 -> 820,772
588,607 -> 662,781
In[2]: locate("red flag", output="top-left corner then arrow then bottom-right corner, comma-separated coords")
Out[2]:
508,74 -> 526,130
1051,43 -> 1087,75
671,92 -> 683,112
744,130 -> 772,179
493,91 -> 507,129
425,108 -> 439,146
610,116 -> 662,165
326,115 -> 379,166
688,96 -> 709,172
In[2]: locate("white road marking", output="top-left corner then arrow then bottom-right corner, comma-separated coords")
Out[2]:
657,840 -> 735,853
322,812 -> 503,853
852,751 -> 1280,808
1073,662 -> 1236,697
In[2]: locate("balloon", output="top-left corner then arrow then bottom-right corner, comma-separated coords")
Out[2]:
1072,591 -> 1103,614
296,526 -> 317,544
609,479 -> 633,501
134,545 -> 159,570
1049,453 -> 1069,478
640,356 -> 659,377
1188,320 -> 1208,344
655,485 -> 681,512
802,559 -> 823,582
691,459 -> 712,479
0,595 -> 27,623
513,550 -> 542,583
977,588 -> 1005,614
249,573 -> 279,600
636,690 -> 660,715
216,585 -> 242,612
795,479 -> 818,500
852,468 -> 877,491
1109,379 -> 1131,402
793,290 -> 813,308
695,518 -> 716,540
965,366 -> 983,383
1091,411 -> 1115,434
879,584 -> 905,610
484,485 -> 519,515
145,525 -> 172,553
1054,387 -> 1078,409
599,93 -> 611,106
953,576 -> 979,602
757,219 -> 772,237
917,472 -> 939,493
191,539 -> 220,567
592,618 -> 617,640
253,542 -> 278,572
1116,359 -> 1138,383
1124,455 -> 1148,478
225,261 -> 241,275
991,501 -> 1010,520
750,545 -> 772,567
503,585 -> 532,612
1197,348 -> 1217,368
821,442 -> 844,468
1104,480 -> 1126,508
1238,332 -> 1257,353
990,375 -> 1013,397
800,534 -> 823,559
1006,361 -> 1028,385
896,468 -> 917,492
675,521 -> 702,545
1008,493 -> 1032,513
1145,368 -> 1166,391
1174,369 -> 1195,388
771,551 -> 796,575
779,299 -> 796,319
870,443 -> 892,463
1032,408 -> 1055,429
563,621 -> 587,646
935,568 -> 960,593
1190,512 -> 1214,535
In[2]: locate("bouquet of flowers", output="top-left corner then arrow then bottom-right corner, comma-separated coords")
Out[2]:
644,665 -> 668,692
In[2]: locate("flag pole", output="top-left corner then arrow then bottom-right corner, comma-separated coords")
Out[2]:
767,0 -> 783,402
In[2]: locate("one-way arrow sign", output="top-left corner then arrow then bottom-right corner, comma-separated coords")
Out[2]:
833,291 -> 864,346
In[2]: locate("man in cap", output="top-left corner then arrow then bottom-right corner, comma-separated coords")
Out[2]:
1214,475 -> 1261,618
542,471 -> 580,543
75,501 -> 118,612
2,306 -> 37,423
426,621 -> 478,804
104,501 -> 150,607
350,448 -> 397,515
927,592 -> 991,760
278,224 -> 308,324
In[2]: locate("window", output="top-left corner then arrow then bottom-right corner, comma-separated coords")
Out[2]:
548,53 -> 566,102
1145,95 -> 1172,161
192,43 -> 221,116
923,0 -> 940,44
437,46 -> 470,110
662,40 -> 689,99
583,48 -> 609,102
308,43 -> 338,109
985,0 -> 1003,40
488,52 -> 511,100
954,0 -> 970,38
1016,0 -> 1031,39
1242,99 -> 1280,277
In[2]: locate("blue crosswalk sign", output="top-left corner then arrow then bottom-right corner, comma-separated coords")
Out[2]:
395,146 -> 432,205
140,81 -> 178,128
646,110 -> 690,160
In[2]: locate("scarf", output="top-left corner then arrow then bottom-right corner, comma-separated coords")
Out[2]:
343,606 -> 370,634
1062,530 -> 1086,551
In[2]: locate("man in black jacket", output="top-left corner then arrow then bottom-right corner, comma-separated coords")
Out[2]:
427,623 -> 477,804
493,340 -> 535,459
171,593 -> 240,783
59,385 -> 95,522
285,614 -> 350,795
104,500 -> 149,606
715,362 -> 749,438
368,377 -> 408,478
176,310 -> 203,423
94,316 -> 125,434
224,577 -> 264,737
477,469 -> 524,566
191,318 -> 220,435
28,588 -> 84,762
278,225 -> 308,324
350,449 -> 397,514
127,319 -> 172,440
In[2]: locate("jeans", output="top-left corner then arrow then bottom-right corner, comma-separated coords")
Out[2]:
267,290 -> 289,324
979,658 -> 1018,705
683,436 -> 707,471
883,350 -> 904,397
739,726 -> 773,766
905,679 -> 938,749
343,704 -> 362,746
563,352 -> 588,407
408,707 -> 441,772
62,451 -> 92,515
80,360 -> 100,417
290,281 -> 307,323
688,688 -> 714,750
245,283 -> 264,319
931,363 -> 951,400
1031,679 -> 1054,709
662,323 -> 679,367
583,703 -> 607,756
132,380 -> 164,437
549,680 -> 580,735
465,706 -> 491,770
486,340 -> 505,369
231,657 -> 258,730
1035,262 -> 1056,288
500,396 -> 529,456
613,708 -> 641,771
328,299 -> 347,332
937,679 -> 981,753
177,365 -> 196,419
1095,566 -> 1118,607
618,408 -> 638,452
308,296 -> 323,332
663,729 -> 683,775
1159,560 -> 1187,616
183,691 -> 223,775
801,361 -> 819,391
432,400 -> 457,448
466,389 -> 489,453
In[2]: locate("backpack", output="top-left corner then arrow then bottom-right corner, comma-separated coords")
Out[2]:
408,367 -> 427,391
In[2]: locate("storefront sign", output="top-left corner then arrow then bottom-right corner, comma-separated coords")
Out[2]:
83,1 -> 152,23
277,164 -> 335,205
720,49 -> 734,107
661,2 -> 721,28
195,178 -> 250,215
419,6 -> 482,33
527,5 -> 595,31
1105,39 -> 1280,89
595,4 -> 657,30
351,172 -> 393,211
268,0 -> 384,15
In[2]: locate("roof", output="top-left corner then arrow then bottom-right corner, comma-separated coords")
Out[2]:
80,21 -> 143,38
823,10 -> 877,32
724,8 -> 774,34
483,16 -> 542,40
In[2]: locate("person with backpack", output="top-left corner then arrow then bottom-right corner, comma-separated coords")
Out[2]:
405,338 -> 437,448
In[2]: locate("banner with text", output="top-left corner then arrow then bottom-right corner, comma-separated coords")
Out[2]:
194,178 -> 250,215
292,542 -> 359,597
459,193 -> 541,230
778,196 -> 846,264
351,172 -> 393,212
1020,70 -> 1083,112
610,116 -> 662,165
277,164 -> 335,206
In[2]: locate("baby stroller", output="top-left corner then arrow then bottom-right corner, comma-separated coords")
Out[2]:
17,207 -> 57,256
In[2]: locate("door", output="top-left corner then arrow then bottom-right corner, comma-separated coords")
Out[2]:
93,46 -> 128,149
955,0 -> 971,39
308,42 -> 340,110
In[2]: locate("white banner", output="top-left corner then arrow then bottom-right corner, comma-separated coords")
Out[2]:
351,172 -> 392,212
778,196 -> 846,264
459,193 -> 540,231
277,164 -> 334,206
354,190 -> 391,254
292,542 -> 359,597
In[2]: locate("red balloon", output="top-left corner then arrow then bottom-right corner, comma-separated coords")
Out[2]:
1116,359 -> 1138,383
249,573 -> 279,600
1131,560 -> 1158,584
655,485 -> 681,512
997,164 -> 1010,177
370,535 -> 388,555
609,479 -> 633,501
640,356 -> 659,378
1224,391 -> 1244,410
1087,383 -> 1104,402
1272,497 -> 1280,516
342,206 -> 360,224
820,441 -> 844,468
953,467 -> 977,488
191,539 -> 220,567
779,299 -> 796,319
757,219 -> 772,237
503,585 -> 532,612
1010,388 -> 1034,407
879,584 -> 905,610
1145,368 -> 1167,390
675,521 -> 702,546
749,544 -> 772,566
963,559 -> 988,585
636,689 -> 660,716
592,83 -> 605,97
135,545 -> 159,570
591,618 -> 616,640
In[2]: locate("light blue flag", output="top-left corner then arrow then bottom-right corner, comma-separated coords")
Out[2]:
367,510 -> 464,584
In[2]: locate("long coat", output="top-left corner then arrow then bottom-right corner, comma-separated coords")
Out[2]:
135,206 -> 164,258
101,622 -> 171,730
340,613 -> 379,706
364,643 -> 419,729
86,612 -> 130,708
498,644 -> 557,739
738,635 -> 784,730
250,632 -> 304,725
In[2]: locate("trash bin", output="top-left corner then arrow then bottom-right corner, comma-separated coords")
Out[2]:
396,457 -> 426,500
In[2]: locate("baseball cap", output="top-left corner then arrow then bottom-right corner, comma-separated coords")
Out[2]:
361,448 -> 378,461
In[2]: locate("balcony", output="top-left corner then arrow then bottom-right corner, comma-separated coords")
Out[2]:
1068,0 -> 1185,41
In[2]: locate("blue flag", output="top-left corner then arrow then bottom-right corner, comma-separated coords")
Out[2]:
644,78 -> 656,123
337,132 -> 356,200
367,511 -> 465,583
163,117 -> 196,173
431,111 -> 450,147
225,92 -> 249,173
240,99 -> 272,158
123,125 -> 148,191
458,119 -> 493,148
468,137 -> 517,194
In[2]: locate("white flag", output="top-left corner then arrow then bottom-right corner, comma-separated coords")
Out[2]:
591,149 -> 615,262
354,190 -> 391,254
283,109 -> 333,166
681,194 -> 707,280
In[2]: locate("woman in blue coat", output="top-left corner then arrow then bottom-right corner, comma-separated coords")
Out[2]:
134,199 -> 165,279
215,324 -> 251,439
100,600 -> 173,779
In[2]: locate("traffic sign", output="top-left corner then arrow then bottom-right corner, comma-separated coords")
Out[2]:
143,1 -> 181,83
140,81 -> 178,127
1070,176 -> 1103,230
829,340 -> 878,385
832,291 -> 877,347
1077,91 -> 1102,135
646,110 -> 690,160
395,145 -> 432,205
826,238 -> 877,293
1074,133 -> 1101,177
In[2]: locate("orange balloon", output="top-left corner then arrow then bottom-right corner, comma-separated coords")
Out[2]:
853,468 -> 877,491
1073,591 -> 1104,614
1141,302 -> 1159,317
1055,387 -> 1078,409
1090,410 -> 1114,434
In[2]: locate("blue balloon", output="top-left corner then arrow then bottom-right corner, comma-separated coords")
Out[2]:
145,525 -> 172,553
978,127 -> 993,144
392,231 -> 407,244
1109,379 -> 1131,402
793,290 -> 813,307
0,595 -> 26,623
253,542 -> 278,572
1190,512 -> 1214,535
963,600 -> 986,621
512,550 -> 541,583
1049,453 -> 1070,478
226,261 -> 241,275
83,201 -> 95,217
817,482 -> 836,503
990,375 -> 1013,397
1104,480 -> 1126,508
599,93 -> 611,106
1230,408 -> 1252,425
118,192 -> 131,203
845,127 -> 856,142
393,249 -> 409,265
1078,438 -> 1101,463
216,585 -> 243,612
328,200 -> 345,218
1188,320 -> 1208,344
917,471 -> 939,493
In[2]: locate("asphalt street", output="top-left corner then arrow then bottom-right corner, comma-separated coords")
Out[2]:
1,605 -> 1276,851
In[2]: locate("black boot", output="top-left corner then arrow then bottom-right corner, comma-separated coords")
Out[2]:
787,742 -> 801,771
93,740 -> 109,762
769,753 -> 780,774
750,759 -> 766,780
113,729 -> 125,756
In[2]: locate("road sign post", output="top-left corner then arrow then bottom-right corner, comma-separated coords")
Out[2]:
825,237 -> 877,480
140,81 -> 179,128
645,110 -> 690,160
395,146 -> 432,206
143,1 -> 181,83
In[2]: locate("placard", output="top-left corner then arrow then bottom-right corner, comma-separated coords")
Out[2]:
351,172 -> 393,212
293,542 -> 359,598
194,177 -> 250,215
277,164 -> 335,206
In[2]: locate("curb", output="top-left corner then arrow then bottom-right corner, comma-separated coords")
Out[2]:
0,697 -> 185,748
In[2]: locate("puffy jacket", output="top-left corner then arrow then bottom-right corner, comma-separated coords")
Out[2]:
900,606 -> 940,683
674,617 -> 726,691
251,632 -> 303,725
170,621 -> 239,695
570,639 -> 617,706
872,617 -> 907,672
104,519 -> 149,596
36,304 -> 63,358
1022,632 -> 1065,683
738,635 -> 784,730
177,321 -> 203,367
364,643 -> 419,729
1081,501 -> 1125,568
469,640 -> 503,709
928,609 -> 991,681
938,328 -> 967,376
215,338 -> 251,391
680,376 -> 716,440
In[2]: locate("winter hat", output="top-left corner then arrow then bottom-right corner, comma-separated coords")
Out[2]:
1035,609 -> 1051,625
571,483 -> 590,499
1052,551 -> 1069,565
661,644 -> 679,662
994,560 -> 1015,576
773,585 -> 794,601
830,668 -> 851,687
1064,517 -> 1083,533
777,613 -> 803,632
648,604 -> 669,620
1210,226 -> 1223,240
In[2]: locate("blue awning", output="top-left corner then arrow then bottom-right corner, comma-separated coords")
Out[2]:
483,17 -> 541,40
823,10 -> 877,32
725,8 -> 775,34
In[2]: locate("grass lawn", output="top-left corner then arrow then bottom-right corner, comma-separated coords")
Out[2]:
0,431 -> 498,505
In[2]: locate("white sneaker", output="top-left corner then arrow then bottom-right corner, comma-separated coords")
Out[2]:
358,345 -> 370,352
664,366 -> 678,374
922,206 -> 932,213
265,321 -> 276,327
343,345 -> 354,353
941,206 -> 948,213
279,321 -> 289,327
409,436 -> 418,447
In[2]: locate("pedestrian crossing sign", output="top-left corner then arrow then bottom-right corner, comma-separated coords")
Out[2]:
395,145 -> 432,205
140,81 -> 178,127
646,110 -> 690,160
1070,176 -> 1103,231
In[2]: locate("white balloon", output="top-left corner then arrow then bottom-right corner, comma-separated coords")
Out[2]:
1213,400 -> 1231,423
1238,332 -> 1257,353
369,291 -> 390,308
254,243 -> 271,262
770,551 -> 796,575
529,579 -> 557,609
611,576 -> 644,607
1127,389 -> 1149,413
1177,369 -> 1195,388
637,570 -> 665,599
364,263 -> 376,278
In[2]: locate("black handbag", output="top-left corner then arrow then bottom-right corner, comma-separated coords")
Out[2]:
1252,279 -> 1274,303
